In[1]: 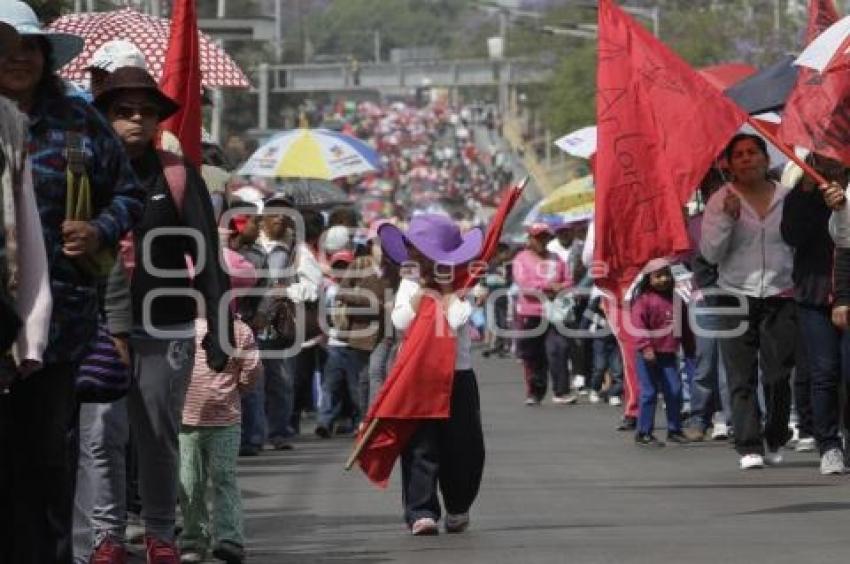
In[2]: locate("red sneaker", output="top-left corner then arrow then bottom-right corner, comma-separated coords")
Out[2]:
89,537 -> 127,564
144,536 -> 180,564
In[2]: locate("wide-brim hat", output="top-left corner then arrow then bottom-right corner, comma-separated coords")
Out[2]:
93,66 -> 180,121
0,2 -> 84,71
378,213 -> 483,266
0,21 -> 19,56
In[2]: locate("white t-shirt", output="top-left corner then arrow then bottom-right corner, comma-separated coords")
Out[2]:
391,278 -> 472,371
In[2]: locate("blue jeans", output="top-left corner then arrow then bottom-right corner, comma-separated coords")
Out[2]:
239,373 -> 265,449
635,353 -> 682,435
797,304 -> 850,454
688,309 -> 730,431
262,353 -> 295,441
590,335 -> 623,397
318,347 -> 370,429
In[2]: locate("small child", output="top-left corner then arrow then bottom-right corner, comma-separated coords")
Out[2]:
630,258 -> 688,447
178,316 -> 261,563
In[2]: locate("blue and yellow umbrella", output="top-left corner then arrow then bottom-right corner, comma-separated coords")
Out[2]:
238,128 -> 382,180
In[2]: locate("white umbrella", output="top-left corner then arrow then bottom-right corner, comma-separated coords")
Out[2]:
795,15 -> 850,72
554,126 -> 597,159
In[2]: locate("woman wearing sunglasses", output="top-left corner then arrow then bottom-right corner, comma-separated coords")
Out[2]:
83,66 -> 232,563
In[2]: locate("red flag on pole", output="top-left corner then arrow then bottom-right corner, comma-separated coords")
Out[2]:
777,0 -> 850,164
593,0 -> 747,295
356,183 -> 525,487
160,0 -> 202,167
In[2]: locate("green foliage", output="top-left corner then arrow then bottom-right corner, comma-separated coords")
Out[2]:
26,0 -> 73,23
540,0 -> 810,137
541,42 -> 596,136
303,0 -> 474,62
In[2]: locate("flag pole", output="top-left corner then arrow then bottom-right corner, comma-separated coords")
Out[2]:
344,177 -> 529,473
345,418 -> 380,471
744,115 -> 829,187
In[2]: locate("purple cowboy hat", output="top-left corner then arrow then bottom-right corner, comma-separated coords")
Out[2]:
378,214 -> 483,266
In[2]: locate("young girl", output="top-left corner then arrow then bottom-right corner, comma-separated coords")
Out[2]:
178,261 -> 262,563
630,258 -> 689,447
379,214 -> 485,536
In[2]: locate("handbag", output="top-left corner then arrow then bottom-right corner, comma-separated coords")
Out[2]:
75,324 -> 130,403
272,295 -> 322,346
65,132 -> 116,280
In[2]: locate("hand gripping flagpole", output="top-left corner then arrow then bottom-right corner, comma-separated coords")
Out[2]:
345,177 -> 529,472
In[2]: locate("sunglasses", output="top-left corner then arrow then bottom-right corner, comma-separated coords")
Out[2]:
111,103 -> 159,121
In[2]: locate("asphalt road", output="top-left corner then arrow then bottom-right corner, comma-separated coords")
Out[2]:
237,352 -> 850,564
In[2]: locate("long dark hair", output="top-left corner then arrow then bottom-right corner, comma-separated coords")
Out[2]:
34,37 -> 66,104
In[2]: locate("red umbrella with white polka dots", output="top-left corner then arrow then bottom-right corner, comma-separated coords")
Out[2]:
49,7 -> 250,88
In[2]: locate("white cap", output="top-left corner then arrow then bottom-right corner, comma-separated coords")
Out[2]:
323,225 -> 351,252
87,40 -> 147,73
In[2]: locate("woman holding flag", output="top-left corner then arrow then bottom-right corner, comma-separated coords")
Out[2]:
378,214 -> 486,536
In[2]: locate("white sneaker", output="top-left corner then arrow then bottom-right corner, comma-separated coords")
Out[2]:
711,422 -> 729,440
444,512 -> 470,533
572,375 -> 586,390
795,437 -> 816,453
764,450 -> 783,466
524,397 -> 540,406
552,394 -> 578,405
740,454 -> 765,470
608,395 -> 622,407
820,448 -> 845,475
411,517 -> 439,536
588,391 -> 601,404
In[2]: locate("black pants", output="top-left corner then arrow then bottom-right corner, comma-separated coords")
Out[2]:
401,370 -> 485,526
719,296 -> 796,455
0,363 -> 79,564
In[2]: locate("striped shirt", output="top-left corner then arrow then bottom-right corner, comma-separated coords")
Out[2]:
183,318 -> 261,426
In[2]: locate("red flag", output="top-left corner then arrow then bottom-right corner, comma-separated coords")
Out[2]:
778,0 -> 850,164
357,183 -> 525,487
160,0 -> 202,167
594,0 -> 746,295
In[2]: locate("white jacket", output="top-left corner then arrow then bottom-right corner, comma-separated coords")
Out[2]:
828,185 -> 850,247
700,181 -> 793,298
392,278 -> 472,371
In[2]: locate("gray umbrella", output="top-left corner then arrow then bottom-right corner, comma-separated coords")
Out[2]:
271,178 -> 351,209
724,55 -> 798,114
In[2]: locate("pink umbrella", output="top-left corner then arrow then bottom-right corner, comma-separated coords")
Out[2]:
49,7 -> 250,88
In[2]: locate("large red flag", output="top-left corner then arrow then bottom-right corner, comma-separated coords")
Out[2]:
357,183 -> 524,487
160,0 -> 202,167
594,0 -> 747,295
778,1 -> 850,164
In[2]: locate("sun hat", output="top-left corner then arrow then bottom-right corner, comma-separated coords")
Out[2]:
378,213 -> 483,266
0,21 -> 19,56
0,1 -> 84,71
93,66 -> 180,121
86,39 -> 147,73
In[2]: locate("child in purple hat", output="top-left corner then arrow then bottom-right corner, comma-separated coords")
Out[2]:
379,214 -> 486,536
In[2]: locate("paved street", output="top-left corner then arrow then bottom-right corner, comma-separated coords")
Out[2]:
238,352 -> 850,564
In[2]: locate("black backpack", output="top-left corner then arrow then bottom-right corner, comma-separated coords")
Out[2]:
0,150 -> 22,354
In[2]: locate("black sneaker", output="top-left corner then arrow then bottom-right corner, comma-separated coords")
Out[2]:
616,416 -> 637,431
212,540 -> 245,564
666,431 -> 689,444
315,425 -> 331,439
635,433 -> 665,447
238,445 -> 260,457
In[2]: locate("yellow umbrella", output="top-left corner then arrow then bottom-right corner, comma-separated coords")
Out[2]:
539,175 -> 594,214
